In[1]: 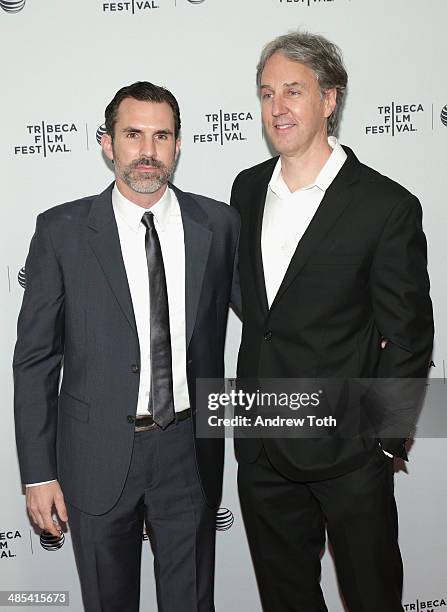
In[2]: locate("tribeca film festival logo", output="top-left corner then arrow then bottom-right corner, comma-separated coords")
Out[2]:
14,122 -> 80,157
102,0 -> 205,13
403,596 -> 447,611
103,0 -> 160,12
193,111 -> 254,145
0,0 -> 26,13
365,102 -> 425,136
0,530 -> 21,559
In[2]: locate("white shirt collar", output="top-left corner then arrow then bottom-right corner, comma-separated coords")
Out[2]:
112,183 -> 173,232
269,136 -> 347,198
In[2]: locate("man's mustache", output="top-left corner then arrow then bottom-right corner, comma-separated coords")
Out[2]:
131,157 -> 165,170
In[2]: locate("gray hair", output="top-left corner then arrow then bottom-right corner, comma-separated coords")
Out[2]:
256,31 -> 348,136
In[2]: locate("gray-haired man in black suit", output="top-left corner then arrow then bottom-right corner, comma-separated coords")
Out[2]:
231,32 -> 433,612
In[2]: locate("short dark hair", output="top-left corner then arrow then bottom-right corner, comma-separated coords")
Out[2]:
104,81 -> 181,139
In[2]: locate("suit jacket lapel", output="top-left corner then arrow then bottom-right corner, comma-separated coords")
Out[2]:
171,185 -> 212,348
270,147 -> 362,311
250,158 -> 278,315
87,183 -> 138,335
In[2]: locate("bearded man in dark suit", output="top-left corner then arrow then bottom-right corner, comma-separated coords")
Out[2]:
14,81 -> 240,612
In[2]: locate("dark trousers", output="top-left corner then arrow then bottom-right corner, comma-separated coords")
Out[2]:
67,417 -> 216,612
238,445 -> 404,612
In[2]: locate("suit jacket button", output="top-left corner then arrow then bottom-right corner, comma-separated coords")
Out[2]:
264,331 -> 273,341
131,364 -> 139,373
127,415 -> 135,424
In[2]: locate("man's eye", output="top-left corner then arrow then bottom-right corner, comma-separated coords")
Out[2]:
127,132 -> 138,138
157,134 -> 168,140
262,92 -> 273,100
288,90 -> 300,96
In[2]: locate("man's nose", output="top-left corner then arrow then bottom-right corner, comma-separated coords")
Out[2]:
139,135 -> 156,158
271,96 -> 288,116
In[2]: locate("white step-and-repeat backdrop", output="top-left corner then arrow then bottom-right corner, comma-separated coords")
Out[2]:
1,1 -> 446,610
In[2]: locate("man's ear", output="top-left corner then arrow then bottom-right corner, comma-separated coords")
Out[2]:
101,133 -> 114,162
323,88 -> 337,119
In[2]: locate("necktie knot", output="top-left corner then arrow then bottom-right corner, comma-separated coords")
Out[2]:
142,211 -> 155,230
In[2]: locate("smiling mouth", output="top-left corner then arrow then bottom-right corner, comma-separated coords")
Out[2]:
274,123 -> 296,130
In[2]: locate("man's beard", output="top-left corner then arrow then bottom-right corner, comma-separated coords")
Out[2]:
115,155 -> 176,194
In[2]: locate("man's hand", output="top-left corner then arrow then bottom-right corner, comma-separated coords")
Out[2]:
26,481 -> 68,537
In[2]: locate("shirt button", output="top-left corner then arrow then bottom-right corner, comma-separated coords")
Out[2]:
264,331 -> 273,341
131,364 -> 140,373
127,415 -> 135,424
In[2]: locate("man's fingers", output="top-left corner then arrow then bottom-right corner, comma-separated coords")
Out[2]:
55,495 -> 68,523
42,510 -> 61,537
29,508 -> 45,531
26,481 -> 66,535
46,524 -> 62,537
27,496 -> 45,529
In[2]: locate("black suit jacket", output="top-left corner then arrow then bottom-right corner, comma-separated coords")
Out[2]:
231,147 -> 433,481
14,183 -> 240,514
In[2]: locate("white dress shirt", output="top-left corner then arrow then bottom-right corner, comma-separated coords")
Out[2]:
113,184 -> 189,416
261,136 -> 347,307
259,139 -> 393,459
27,184 -> 189,487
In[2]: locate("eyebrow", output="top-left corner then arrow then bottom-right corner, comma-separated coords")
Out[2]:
121,127 -> 174,136
154,129 -> 174,136
260,81 -> 306,90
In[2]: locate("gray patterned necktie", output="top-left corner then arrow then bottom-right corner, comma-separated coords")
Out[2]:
141,211 -> 174,428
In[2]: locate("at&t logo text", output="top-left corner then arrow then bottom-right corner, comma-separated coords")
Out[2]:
365,103 -> 425,136
14,122 -> 79,157
193,111 -> 254,145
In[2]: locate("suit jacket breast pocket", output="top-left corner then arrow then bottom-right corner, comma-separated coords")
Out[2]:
58,389 -> 90,423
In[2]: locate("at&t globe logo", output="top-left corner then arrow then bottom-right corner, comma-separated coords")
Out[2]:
216,508 -> 234,531
18,266 -> 26,289
0,0 -> 26,12
96,124 -> 107,145
441,105 -> 447,128
40,530 -> 65,551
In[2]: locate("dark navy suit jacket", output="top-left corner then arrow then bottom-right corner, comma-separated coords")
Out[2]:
14,182 -> 240,514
